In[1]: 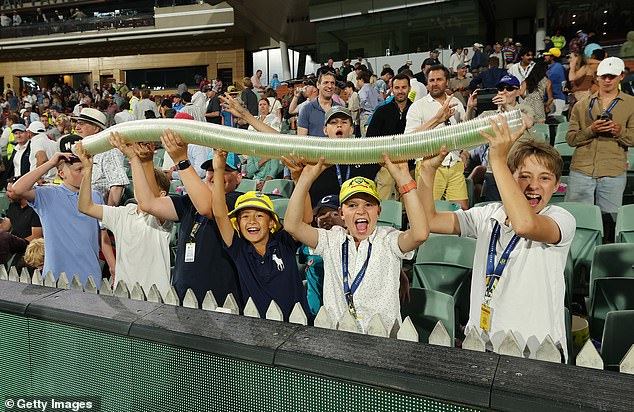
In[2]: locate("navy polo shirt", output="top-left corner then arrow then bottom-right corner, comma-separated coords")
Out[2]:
225,230 -> 310,321
297,98 -> 340,137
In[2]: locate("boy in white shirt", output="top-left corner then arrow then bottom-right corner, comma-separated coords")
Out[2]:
76,139 -> 173,297
418,116 -> 575,361
284,110 -> 429,333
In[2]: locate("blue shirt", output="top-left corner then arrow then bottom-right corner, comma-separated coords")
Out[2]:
358,83 -> 382,116
29,184 -> 103,285
225,230 -> 309,321
173,103 -> 184,112
269,78 -> 282,91
297,98 -> 340,137
469,67 -> 508,90
298,245 -> 324,317
547,62 -> 566,100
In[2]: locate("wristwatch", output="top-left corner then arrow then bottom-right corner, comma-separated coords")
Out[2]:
175,159 -> 191,171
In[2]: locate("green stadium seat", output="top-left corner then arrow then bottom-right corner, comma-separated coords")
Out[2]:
169,180 -> 183,195
549,175 -> 568,204
558,202 -> 603,290
588,243 -> 634,299
262,179 -> 294,198
589,278 -> 634,341
554,122 -> 569,145
601,310 -> 634,369
413,235 -> 476,325
272,198 -> 289,224
554,143 -> 574,175
551,115 -> 567,124
434,200 -> 461,212
628,150 -> 634,173
235,178 -> 257,194
400,287 -> 455,346
615,205 -> 634,243
0,192 -> 9,215
378,199 -> 403,229
465,177 -> 475,208
532,123 -> 551,141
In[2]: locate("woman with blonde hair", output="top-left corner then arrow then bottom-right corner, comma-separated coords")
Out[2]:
568,50 -> 600,108
24,238 -> 45,271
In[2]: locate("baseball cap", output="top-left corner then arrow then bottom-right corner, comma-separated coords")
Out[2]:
497,74 -> 520,88
228,191 -> 282,234
324,106 -> 353,126
11,123 -> 26,132
313,194 -> 339,215
174,112 -> 195,120
457,63 -> 467,70
24,103 -> 32,109
27,121 -> 46,133
473,43 -> 483,48
202,84 -> 213,92
339,176 -> 381,204
58,133 -> 82,153
543,48 -> 561,58
227,85 -> 239,94
199,150 -> 241,171
597,57 -> 625,76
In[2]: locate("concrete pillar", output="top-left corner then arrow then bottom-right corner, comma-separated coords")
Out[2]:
280,40 -> 291,80
535,0 -> 547,51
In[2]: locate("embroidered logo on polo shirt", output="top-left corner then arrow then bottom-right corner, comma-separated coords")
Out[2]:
272,253 -> 284,271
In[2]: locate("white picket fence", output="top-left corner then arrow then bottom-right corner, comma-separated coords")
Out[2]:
2,264 -> 633,374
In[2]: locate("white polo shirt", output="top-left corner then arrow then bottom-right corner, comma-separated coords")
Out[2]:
102,204 -> 173,298
455,203 -> 575,361
31,133 -> 57,181
404,93 -> 466,166
315,225 -> 414,335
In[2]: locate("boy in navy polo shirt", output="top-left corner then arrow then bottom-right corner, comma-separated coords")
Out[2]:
211,149 -> 309,320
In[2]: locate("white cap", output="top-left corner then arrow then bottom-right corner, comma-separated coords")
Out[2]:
24,102 -> 32,109
27,121 -> 46,133
597,57 -> 625,76
473,43 -> 483,48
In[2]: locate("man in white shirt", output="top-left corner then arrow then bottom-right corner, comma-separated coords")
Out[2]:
27,122 -> 57,182
507,49 -> 535,85
405,65 -> 468,210
6,124 -> 35,181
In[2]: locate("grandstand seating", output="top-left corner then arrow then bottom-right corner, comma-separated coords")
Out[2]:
378,199 -> 402,229
262,179 -> 294,199
434,200 -> 461,212
615,205 -> 634,243
588,243 -> 634,299
554,122 -> 569,145
601,310 -> 634,370
400,287 -> 455,346
549,175 -> 568,204
272,198 -> 289,224
589,278 -> 634,341
531,123 -> 551,141
0,191 -> 9,215
554,143 -> 574,175
169,180 -> 183,195
235,178 -> 257,194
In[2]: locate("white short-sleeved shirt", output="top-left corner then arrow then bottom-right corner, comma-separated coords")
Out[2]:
30,133 -> 57,181
102,203 -> 173,298
455,203 -> 575,360
314,225 -> 414,335
404,93 -> 466,166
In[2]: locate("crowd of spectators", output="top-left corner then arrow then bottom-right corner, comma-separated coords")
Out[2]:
0,30 -> 632,360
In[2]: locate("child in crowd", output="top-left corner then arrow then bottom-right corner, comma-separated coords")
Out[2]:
284,152 -> 429,334
418,116 -> 575,361
24,238 -> 45,272
298,194 -> 346,316
11,152 -> 113,285
76,140 -> 174,297
211,149 -> 310,320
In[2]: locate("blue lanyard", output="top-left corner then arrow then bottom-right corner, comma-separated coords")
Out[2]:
485,222 -> 521,300
341,239 -> 373,317
335,164 -> 350,187
588,96 -> 620,121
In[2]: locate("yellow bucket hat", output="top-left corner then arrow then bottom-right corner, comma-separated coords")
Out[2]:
339,176 -> 381,204
228,191 -> 283,233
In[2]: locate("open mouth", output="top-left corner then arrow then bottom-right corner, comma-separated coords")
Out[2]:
355,218 -> 369,233
335,130 -> 344,138
525,193 -> 541,207
246,227 -> 260,235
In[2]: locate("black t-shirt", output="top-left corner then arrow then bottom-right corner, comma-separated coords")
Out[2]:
309,164 -> 381,208
171,192 -> 242,307
366,100 -> 415,170
206,96 -> 222,124
241,89 -> 258,116
6,202 -> 41,239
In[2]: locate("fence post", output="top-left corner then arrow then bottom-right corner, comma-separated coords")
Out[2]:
84,276 -> 97,294
619,344 -> 634,375
31,269 -> 43,286
71,275 -> 84,291
429,320 -> 451,347
114,280 -> 130,299
535,335 -> 561,363
0,265 -> 7,280
131,283 -> 147,301
338,311 -> 360,333
19,268 -> 31,284
289,302 -> 307,326
220,293 -> 239,314
244,297 -> 260,318
462,328 -> 486,352
265,300 -> 283,321
201,290 -> 217,311
314,306 -> 335,330
164,287 -> 180,306
498,331 -> 523,358
8,266 -> 18,282
367,313 -> 388,338
146,285 -> 164,303
183,288 -> 198,308
396,316 -> 418,342
576,340 -> 604,370
99,278 -> 113,296
57,272 -> 70,289
44,271 -> 56,287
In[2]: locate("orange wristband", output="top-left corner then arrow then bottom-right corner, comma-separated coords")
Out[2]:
398,179 -> 417,195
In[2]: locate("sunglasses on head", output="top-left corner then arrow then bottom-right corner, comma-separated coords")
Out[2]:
497,85 -> 518,92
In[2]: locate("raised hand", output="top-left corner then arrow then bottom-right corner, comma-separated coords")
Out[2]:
109,131 -> 137,159
73,141 -> 93,168
212,148 -> 228,172
479,115 -> 526,163
381,153 -> 410,186
298,157 -> 328,183
434,94 -> 457,125
280,154 -> 306,183
219,93 -> 246,118
133,142 -> 155,163
160,129 -> 188,163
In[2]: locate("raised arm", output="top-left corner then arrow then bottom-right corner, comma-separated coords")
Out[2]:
219,94 -> 279,134
210,149 -> 236,247
280,154 -> 313,225
417,147 -> 462,235
75,141 -> 103,220
110,132 -> 178,221
12,152 -> 72,202
482,116 -> 561,243
284,158 -> 328,248
161,130 -> 214,218
382,154 -> 429,253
